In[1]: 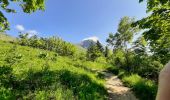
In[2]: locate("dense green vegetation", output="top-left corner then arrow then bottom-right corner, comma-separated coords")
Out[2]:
105,16 -> 163,100
17,33 -> 76,56
0,0 -> 169,100
104,0 -> 170,99
136,0 -> 170,65
0,40 -> 111,99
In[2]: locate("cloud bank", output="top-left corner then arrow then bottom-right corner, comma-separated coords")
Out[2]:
83,36 -> 99,42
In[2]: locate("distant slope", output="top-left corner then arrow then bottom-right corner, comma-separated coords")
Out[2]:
80,39 -> 96,49
75,44 -> 87,51
0,32 -> 16,42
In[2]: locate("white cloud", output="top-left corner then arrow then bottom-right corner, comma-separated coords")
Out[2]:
26,30 -> 38,34
26,30 -> 39,37
15,24 -> 39,37
83,36 -> 99,42
16,25 -> 25,31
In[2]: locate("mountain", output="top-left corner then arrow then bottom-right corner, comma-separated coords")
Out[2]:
80,39 -> 97,49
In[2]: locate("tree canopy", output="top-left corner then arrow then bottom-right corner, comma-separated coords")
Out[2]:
107,16 -> 139,50
136,0 -> 170,64
0,0 -> 46,31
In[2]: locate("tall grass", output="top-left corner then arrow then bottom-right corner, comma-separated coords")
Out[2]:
0,41 -> 108,99
122,74 -> 157,100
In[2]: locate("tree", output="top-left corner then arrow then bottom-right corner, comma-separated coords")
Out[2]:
107,17 -> 139,51
18,33 -> 29,46
0,0 -> 46,31
133,36 -> 147,56
86,44 -> 102,61
107,16 -> 139,72
29,35 -> 40,48
96,40 -> 104,53
104,46 -> 109,58
136,0 -> 170,64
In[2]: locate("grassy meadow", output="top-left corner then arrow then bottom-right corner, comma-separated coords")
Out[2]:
0,40 -> 111,100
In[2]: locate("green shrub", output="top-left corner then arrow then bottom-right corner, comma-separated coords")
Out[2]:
59,70 -> 108,99
0,87 -> 14,100
122,74 -> 157,100
18,35 -> 77,56
95,57 -> 107,64
38,52 -> 48,59
140,61 -> 163,81
106,67 -> 119,75
111,49 -> 126,68
0,41 -> 108,99
4,46 -> 23,66
117,70 -> 126,78
73,51 -> 86,61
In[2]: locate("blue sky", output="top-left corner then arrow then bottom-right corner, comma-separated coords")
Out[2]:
5,0 -> 147,44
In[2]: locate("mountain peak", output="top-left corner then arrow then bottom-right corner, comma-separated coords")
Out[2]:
82,36 -> 99,43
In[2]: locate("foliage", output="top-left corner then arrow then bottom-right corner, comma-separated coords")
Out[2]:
122,74 -> 157,100
59,70 -> 107,99
95,57 -> 107,64
111,48 -> 125,67
0,41 -> 108,99
4,45 -> 23,66
96,40 -> 104,53
107,15 -> 166,81
0,0 -> 45,31
136,0 -> 170,64
110,67 -> 158,100
0,87 -> 13,100
107,16 -> 139,50
86,40 -> 105,61
132,36 -> 147,55
73,51 -> 86,61
38,52 -> 48,59
18,34 -> 76,56
107,17 -> 140,72
104,46 -> 109,58
86,44 -> 103,61
18,33 -> 29,46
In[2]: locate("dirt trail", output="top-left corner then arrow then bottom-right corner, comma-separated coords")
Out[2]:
101,71 -> 138,100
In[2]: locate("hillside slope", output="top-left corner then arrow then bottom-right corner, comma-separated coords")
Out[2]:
0,33 -> 16,42
0,41 -> 111,99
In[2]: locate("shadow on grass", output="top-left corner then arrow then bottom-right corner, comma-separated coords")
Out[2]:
58,70 -> 108,100
0,66 -> 108,100
69,62 -> 99,73
96,67 -> 120,80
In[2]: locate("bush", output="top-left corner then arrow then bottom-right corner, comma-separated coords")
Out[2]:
111,49 -> 126,68
73,51 -> 86,61
117,70 -> 127,79
4,46 -> 23,66
142,61 -> 163,81
0,87 -> 14,100
18,35 -> 77,56
106,67 -> 119,75
95,57 -> 107,64
38,52 -> 48,59
122,74 -> 157,100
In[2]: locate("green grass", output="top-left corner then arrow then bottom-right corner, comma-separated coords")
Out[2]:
109,66 -> 158,100
122,74 -> 157,100
0,33 -> 16,42
0,41 -> 108,100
